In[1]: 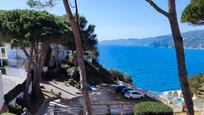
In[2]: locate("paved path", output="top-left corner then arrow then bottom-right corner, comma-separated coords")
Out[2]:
40,81 -> 82,115
41,81 -> 81,99
41,84 -> 133,115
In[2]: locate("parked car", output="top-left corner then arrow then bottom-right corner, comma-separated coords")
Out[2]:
124,90 -> 144,99
121,88 -> 133,95
115,85 -> 127,93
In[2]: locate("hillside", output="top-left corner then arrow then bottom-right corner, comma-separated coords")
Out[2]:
99,30 -> 204,49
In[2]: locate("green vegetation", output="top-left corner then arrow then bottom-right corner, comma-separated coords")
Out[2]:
65,79 -> 79,87
0,113 -> 15,115
109,69 -> 132,83
134,101 -> 173,115
61,60 -> 114,84
0,9 -> 72,97
8,103 -> 22,115
189,73 -> 204,97
85,61 -> 114,83
182,0 -> 204,25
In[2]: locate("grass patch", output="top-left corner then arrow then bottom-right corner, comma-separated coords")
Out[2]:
0,113 -> 15,115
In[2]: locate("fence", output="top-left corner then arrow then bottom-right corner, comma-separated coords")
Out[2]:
47,102 -> 133,115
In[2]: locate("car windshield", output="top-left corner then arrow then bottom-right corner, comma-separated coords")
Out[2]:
132,92 -> 140,95
118,86 -> 126,89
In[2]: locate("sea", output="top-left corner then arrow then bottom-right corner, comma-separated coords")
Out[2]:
98,45 -> 204,92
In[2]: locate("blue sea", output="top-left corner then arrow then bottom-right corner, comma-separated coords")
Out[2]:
98,45 -> 204,92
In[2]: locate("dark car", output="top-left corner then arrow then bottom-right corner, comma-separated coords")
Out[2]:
115,86 -> 127,93
121,88 -> 133,95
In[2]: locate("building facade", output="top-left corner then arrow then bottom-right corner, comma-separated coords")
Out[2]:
0,71 -> 4,110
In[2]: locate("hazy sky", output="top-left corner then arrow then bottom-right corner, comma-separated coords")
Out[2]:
1,0 -> 204,41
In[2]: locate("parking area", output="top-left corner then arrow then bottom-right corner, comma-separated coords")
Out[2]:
42,84 -> 140,115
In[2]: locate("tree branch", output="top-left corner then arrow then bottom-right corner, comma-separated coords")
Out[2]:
146,0 -> 170,18
21,48 -> 30,58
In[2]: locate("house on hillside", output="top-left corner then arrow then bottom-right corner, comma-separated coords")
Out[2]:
0,43 -> 28,113
0,47 -> 7,67
0,42 -> 27,77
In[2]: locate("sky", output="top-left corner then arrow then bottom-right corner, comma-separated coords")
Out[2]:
1,0 -> 204,41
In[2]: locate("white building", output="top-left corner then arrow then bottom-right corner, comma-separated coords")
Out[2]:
0,47 -> 6,110
0,71 -> 4,111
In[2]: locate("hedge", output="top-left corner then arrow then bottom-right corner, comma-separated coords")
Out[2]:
109,69 -> 133,83
134,101 -> 173,115
8,103 -> 22,115
0,113 -> 15,115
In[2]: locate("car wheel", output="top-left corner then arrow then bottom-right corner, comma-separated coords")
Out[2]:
129,96 -> 133,99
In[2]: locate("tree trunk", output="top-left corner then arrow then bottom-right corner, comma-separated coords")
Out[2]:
63,0 -> 92,115
56,44 -> 59,68
32,64 -> 41,97
32,43 -> 49,97
146,0 -> 194,114
169,18 -> 194,115
16,48 -> 18,68
24,70 -> 32,109
168,1 -> 194,115
23,47 -> 34,110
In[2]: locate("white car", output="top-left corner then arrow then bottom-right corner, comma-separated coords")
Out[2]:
124,90 -> 144,99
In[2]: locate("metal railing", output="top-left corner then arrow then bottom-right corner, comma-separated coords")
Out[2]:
47,102 -> 133,115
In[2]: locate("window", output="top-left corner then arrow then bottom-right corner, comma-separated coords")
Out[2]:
0,47 -> 7,59
126,92 -> 130,96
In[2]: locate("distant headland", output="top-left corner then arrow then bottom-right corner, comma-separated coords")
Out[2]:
99,30 -> 204,49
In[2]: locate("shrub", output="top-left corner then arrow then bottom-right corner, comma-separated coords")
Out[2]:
109,69 -> 133,83
0,67 -> 6,74
0,113 -> 15,115
67,79 -> 78,87
2,60 -> 8,67
123,73 -> 133,83
16,97 -> 26,108
84,61 -> 114,83
134,101 -> 173,115
168,91 -> 173,96
173,91 -> 178,97
8,103 -> 22,115
189,73 -> 204,95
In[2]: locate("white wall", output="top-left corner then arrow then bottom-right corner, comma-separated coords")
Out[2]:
0,71 -> 5,110
5,67 -> 27,78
